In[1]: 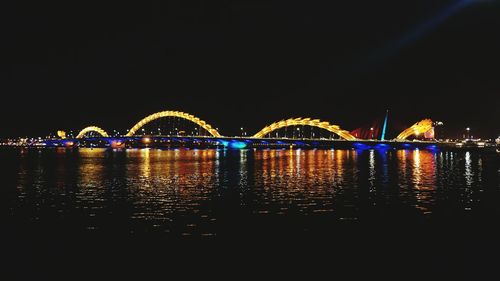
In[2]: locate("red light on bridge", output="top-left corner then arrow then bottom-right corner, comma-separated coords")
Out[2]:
424,127 -> 435,139
111,140 -> 124,148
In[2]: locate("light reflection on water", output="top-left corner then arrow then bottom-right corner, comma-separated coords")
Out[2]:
410,149 -> 437,214
6,147 -> 499,236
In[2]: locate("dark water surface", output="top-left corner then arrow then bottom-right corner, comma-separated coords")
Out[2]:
2,147 -> 500,278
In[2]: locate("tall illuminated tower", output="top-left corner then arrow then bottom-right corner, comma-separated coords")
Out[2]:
381,110 -> 389,141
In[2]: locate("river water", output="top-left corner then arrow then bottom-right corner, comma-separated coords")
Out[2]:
3,147 -> 499,235
2,147 -> 500,278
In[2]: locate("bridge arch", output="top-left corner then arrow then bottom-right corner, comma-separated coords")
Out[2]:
253,117 -> 357,140
76,126 -> 110,138
395,119 -> 433,140
125,110 -> 221,137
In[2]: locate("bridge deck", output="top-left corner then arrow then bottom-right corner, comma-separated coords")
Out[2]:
37,135 -> 484,150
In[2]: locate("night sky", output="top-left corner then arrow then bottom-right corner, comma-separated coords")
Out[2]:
2,0 -> 499,138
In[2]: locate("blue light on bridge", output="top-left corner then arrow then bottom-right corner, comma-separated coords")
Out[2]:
375,143 -> 390,150
218,140 -> 247,149
44,140 -> 63,147
353,142 -> 370,150
426,145 -> 438,151
218,140 -> 229,147
229,141 -> 247,149
402,143 -> 413,149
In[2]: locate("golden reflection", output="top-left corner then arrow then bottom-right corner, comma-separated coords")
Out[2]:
270,149 -> 277,177
70,148 -> 109,230
408,149 -> 437,214
413,149 -> 421,186
119,149 -> 219,233
77,148 -> 106,188
295,149 -> 302,174
125,148 -> 217,191
335,149 -> 345,179
253,149 -> 354,215
141,148 -> 151,180
277,149 -> 284,177
398,150 -> 408,174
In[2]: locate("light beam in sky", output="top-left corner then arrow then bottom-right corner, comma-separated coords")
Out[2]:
368,0 -> 474,65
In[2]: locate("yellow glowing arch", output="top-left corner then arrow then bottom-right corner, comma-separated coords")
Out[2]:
125,110 -> 221,137
395,119 -> 433,140
76,126 -> 110,138
253,117 -> 357,140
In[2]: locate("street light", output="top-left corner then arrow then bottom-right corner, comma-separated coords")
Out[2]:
370,127 -> 374,139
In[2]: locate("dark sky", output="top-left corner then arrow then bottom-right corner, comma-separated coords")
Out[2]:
2,0 -> 499,138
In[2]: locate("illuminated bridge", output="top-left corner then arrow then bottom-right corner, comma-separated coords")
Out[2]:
43,110 -> 448,150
